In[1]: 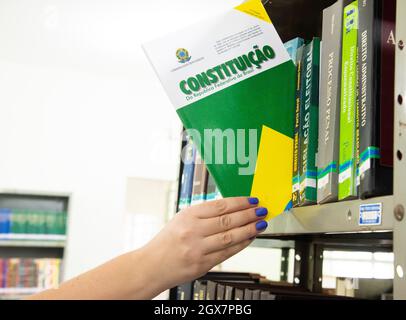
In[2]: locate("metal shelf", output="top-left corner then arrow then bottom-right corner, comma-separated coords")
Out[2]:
262,196 -> 394,236
0,240 -> 66,248
0,288 -> 42,295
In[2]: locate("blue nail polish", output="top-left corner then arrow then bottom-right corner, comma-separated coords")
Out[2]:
248,197 -> 259,205
255,208 -> 268,217
256,220 -> 268,231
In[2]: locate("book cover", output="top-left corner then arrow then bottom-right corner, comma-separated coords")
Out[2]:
380,0 -> 396,167
292,44 -> 305,207
358,0 -> 393,199
284,38 -> 305,64
317,0 -> 346,204
191,152 -> 209,205
339,1 -> 359,201
178,138 -> 196,210
144,0 -> 297,220
298,38 -> 320,206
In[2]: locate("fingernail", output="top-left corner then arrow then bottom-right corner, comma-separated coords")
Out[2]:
256,220 -> 268,231
255,207 -> 268,217
248,197 -> 259,205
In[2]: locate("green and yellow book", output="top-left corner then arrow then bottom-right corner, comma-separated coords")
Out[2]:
144,0 -> 296,220
339,1 -> 359,200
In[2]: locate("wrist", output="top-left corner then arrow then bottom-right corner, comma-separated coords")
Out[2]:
129,244 -> 174,299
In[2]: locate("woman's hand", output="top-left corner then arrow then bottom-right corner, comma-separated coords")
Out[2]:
141,197 -> 268,292
27,197 -> 268,300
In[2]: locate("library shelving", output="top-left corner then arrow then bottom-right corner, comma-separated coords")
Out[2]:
0,190 -> 69,299
170,0 -> 406,300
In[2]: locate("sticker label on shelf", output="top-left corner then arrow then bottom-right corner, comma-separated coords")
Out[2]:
359,203 -> 382,226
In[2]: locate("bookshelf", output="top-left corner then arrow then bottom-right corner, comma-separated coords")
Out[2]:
0,191 -> 69,299
258,0 -> 406,299
170,0 -> 406,300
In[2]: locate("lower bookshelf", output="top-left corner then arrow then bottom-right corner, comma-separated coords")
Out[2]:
0,192 -> 69,299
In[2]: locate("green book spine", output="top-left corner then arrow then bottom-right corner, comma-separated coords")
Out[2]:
11,210 -> 25,234
38,212 -> 46,235
62,212 -> 68,235
339,1 -> 359,200
299,38 -> 320,206
292,45 -> 304,207
45,212 -> 57,235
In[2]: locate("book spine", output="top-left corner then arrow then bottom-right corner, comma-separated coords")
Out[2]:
0,209 -> 10,235
191,153 -> 209,205
177,282 -> 193,300
252,289 -> 261,300
193,280 -> 200,300
244,288 -> 253,300
224,285 -> 234,300
178,138 -> 196,210
298,43 -> 312,206
284,38 -> 305,65
292,45 -> 304,207
380,0 -> 396,168
260,290 -> 270,300
317,0 -> 344,204
358,0 -> 390,199
198,283 -> 207,300
216,284 -> 225,300
206,281 -> 217,300
205,173 -> 217,202
299,38 -> 320,205
0,258 -> 3,288
339,1 -> 359,200
234,288 -> 244,300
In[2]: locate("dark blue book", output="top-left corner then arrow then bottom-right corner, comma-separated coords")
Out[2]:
0,208 -> 11,235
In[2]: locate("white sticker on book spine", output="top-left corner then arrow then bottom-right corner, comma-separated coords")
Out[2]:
359,203 -> 382,226
339,168 -> 352,184
318,175 -> 329,189
359,159 -> 371,176
305,178 -> 317,189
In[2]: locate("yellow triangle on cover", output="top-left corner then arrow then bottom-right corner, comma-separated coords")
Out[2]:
250,126 -> 293,221
234,0 -> 272,24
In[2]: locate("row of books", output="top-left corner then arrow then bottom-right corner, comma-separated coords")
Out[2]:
0,208 -> 67,237
176,272 -> 354,300
178,133 -> 222,210
289,0 -> 395,206
0,258 -> 61,290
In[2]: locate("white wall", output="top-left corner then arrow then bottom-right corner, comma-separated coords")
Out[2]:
0,0 -> 242,280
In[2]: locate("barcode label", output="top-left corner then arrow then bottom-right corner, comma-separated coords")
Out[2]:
359,203 -> 382,226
